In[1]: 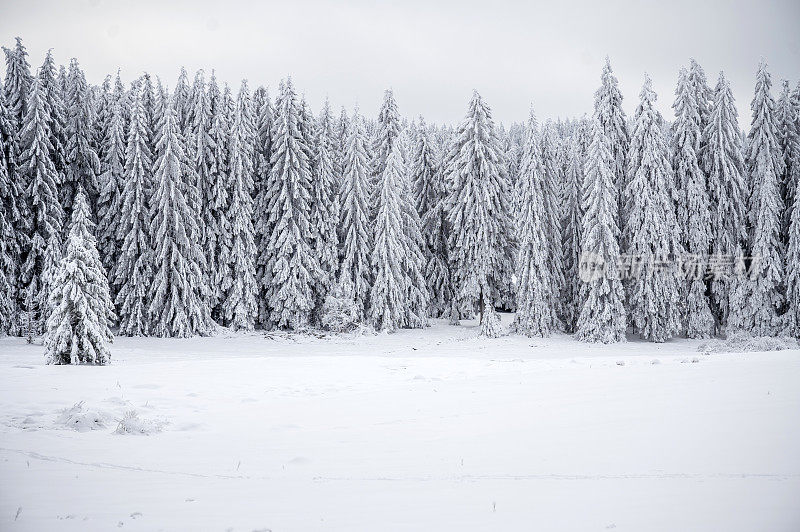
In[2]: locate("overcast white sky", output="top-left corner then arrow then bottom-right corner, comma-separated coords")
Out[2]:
2,0 -> 799,126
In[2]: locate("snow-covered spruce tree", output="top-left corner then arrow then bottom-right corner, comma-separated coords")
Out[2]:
704,72 -> 749,329
513,111 -> 556,337
220,81 -> 258,330
321,276 -> 359,333
114,88 -> 153,336
740,62 -> 785,335
338,106 -> 373,320
2,37 -> 32,132
0,87 -> 24,334
264,79 -> 320,329
63,59 -> 100,216
446,91 -> 513,336
204,74 -> 230,316
560,135 -> 584,332
148,103 -> 212,337
776,80 -> 800,245
173,67 -> 192,136
19,77 -> 64,335
93,75 -> 113,163
672,67 -> 714,338
624,76 -> 683,342
540,121 -> 565,324
397,131 -> 430,328
44,189 -> 114,365
594,57 -> 629,230
253,86 -> 275,326
371,89 -> 401,217
369,143 -> 410,331
310,98 -> 341,319
786,189 -> 800,337
575,120 -> 627,343
37,232 -> 62,329
96,96 -> 126,283
38,50 -> 68,191
411,119 -> 451,318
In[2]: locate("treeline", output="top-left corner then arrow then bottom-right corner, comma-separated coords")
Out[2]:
1,37 -> 799,358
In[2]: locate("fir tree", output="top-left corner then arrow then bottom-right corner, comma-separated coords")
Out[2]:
445,91 -> 513,335
38,50 -> 68,189
540,122 -> 565,319
205,74 -> 231,316
114,87 -> 153,336
576,120 -> 627,343
44,189 -> 114,365
97,96 -> 126,282
63,59 -> 100,215
561,135 -> 584,332
148,103 -> 211,337
2,37 -> 32,131
369,143 -> 409,331
19,77 -> 64,335
624,76 -> 683,342
672,67 -> 714,338
253,86 -> 275,326
704,72 -> 748,329
786,186 -> 800,337
221,81 -> 258,330
741,62 -> 785,335
594,57 -> 629,229
0,86 -> 23,334
776,80 -> 800,245
371,89 -> 401,216
513,111 -> 556,337
310,98 -> 341,319
338,106 -> 373,320
264,79 -> 319,329
411,118 -> 451,318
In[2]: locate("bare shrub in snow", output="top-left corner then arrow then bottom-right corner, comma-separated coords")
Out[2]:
55,402 -> 110,432
698,332 -> 799,354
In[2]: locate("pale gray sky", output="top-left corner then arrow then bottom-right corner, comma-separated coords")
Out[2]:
2,0 -> 799,126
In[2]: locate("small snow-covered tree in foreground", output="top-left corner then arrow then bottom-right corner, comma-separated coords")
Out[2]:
44,189 -> 114,365
576,120 -> 627,343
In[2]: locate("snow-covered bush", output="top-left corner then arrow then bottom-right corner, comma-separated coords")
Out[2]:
698,332 -> 799,354
114,410 -> 166,435
480,308 -> 505,338
321,278 -> 360,333
54,402 -> 110,432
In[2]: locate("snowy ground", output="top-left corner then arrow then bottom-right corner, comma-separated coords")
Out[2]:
1,316 -> 799,531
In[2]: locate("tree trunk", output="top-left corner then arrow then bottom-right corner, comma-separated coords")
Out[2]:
479,287 -> 485,325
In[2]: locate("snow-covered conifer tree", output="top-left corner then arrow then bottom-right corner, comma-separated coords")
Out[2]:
338,106 -> 373,320
148,103 -> 211,337
220,81 -> 258,330
114,87 -> 153,336
594,58 -> 629,229
787,187 -> 800,337
310,98 -> 341,318
2,37 -> 32,131
411,118 -> 451,318
19,77 -> 64,335
44,189 -> 113,365
253,86 -> 275,326
63,59 -> 100,215
540,121 -> 565,324
264,79 -> 319,329
0,86 -> 23,334
369,143 -> 409,331
704,72 -> 749,329
38,50 -> 68,189
173,67 -> 192,136
97,96 -> 126,281
560,135 -> 584,332
445,91 -> 513,336
740,62 -> 785,335
371,89 -> 401,216
624,76 -> 683,342
513,111 -> 556,337
575,120 -> 627,343
776,80 -> 800,245
672,67 -> 714,338
204,74 -> 230,316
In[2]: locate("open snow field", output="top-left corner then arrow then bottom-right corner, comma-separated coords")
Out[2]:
1,316 -> 799,531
